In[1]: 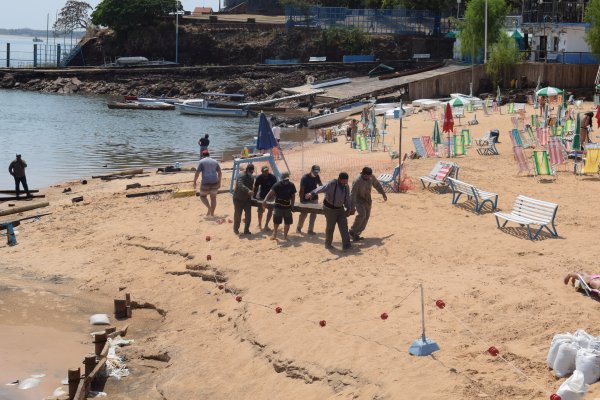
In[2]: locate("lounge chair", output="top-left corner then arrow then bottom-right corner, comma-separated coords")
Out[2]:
507,102 -> 515,114
547,138 -> 568,169
461,128 -> 471,147
477,142 -> 499,156
419,161 -> 459,189
513,145 -> 531,175
475,131 -> 492,146
537,127 -> 550,147
494,195 -> 559,240
523,125 -> 537,148
510,129 -> 523,147
453,133 -> 466,156
421,136 -> 436,157
412,137 -> 428,158
378,164 -> 401,193
575,273 -> 600,297
532,150 -> 556,181
578,147 -> 600,176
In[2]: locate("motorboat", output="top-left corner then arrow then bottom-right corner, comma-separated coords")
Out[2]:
374,102 -> 403,115
307,108 -> 354,128
384,106 -> 415,118
450,93 -> 482,103
411,99 -> 442,109
175,99 -> 249,117
107,101 -> 175,110
336,100 -> 374,115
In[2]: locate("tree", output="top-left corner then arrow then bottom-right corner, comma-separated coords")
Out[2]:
485,32 -> 521,86
585,0 -> 600,57
54,1 -> 92,36
91,0 -> 182,33
458,0 -> 507,60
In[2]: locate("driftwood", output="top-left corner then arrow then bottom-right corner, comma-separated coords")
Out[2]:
0,201 -> 49,217
250,199 -> 325,215
92,169 -> 144,179
125,189 -> 173,198
100,174 -> 150,181
0,189 -> 40,194
0,194 -> 45,202
0,212 -> 52,226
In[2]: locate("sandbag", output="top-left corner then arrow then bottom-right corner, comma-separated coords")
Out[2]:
556,370 -> 587,400
553,342 -> 579,377
548,334 -> 574,368
574,329 -> 594,349
576,348 -> 600,384
89,314 -> 110,325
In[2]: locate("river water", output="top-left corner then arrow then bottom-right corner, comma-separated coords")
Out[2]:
0,89 -> 307,190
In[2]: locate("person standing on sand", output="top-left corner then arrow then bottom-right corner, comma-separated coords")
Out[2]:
307,172 -> 354,250
349,167 -> 387,241
8,154 -> 32,199
253,165 -> 277,231
193,150 -> 222,216
198,134 -> 210,156
296,165 -> 322,235
263,172 -> 296,241
233,164 -> 255,235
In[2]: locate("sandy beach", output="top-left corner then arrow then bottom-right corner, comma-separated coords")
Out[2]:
2,101 -> 600,400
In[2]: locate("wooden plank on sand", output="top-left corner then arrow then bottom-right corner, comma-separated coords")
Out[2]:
0,194 -> 46,201
250,199 -> 325,215
125,189 -> 173,198
0,189 -> 40,194
0,202 -> 49,217
92,169 -> 144,179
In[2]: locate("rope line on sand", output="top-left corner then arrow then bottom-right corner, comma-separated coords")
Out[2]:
202,235 -> 557,399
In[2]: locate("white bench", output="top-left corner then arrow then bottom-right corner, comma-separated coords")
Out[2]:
420,161 -> 459,189
447,178 -> 498,213
494,195 -> 558,240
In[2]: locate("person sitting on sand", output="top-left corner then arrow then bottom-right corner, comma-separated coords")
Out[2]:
564,272 -> 600,290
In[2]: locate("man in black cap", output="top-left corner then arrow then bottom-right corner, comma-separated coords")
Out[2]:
296,164 -> 322,235
253,165 -> 277,231
232,164 -> 255,235
307,172 -> 354,250
263,172 -> 296,241
8,154 -> 31,199
349,167 -> 387,241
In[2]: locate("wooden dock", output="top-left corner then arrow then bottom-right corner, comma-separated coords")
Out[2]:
283,64 -> 471,103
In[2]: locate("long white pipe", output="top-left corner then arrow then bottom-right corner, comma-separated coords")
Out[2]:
484,0 -> 488,63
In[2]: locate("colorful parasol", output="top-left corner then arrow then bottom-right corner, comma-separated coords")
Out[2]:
536,87 -> 563,97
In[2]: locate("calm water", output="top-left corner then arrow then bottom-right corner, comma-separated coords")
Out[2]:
0,89 -> 302,190
0,34 -> 76,67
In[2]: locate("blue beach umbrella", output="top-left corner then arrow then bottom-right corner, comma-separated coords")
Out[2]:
256,113 -> 278,150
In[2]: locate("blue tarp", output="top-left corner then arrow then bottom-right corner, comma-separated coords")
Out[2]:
343,55 -> 376,63
256,113 -> 278,150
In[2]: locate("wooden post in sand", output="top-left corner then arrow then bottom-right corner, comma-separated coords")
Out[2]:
84,354 -> 97,377
114,299 -> 127,318
93,332 -> 107,356
67,368 -> 80,400
125,293 -> 132,318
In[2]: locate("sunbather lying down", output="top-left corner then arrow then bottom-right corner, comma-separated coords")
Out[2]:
564,272 -> 600,291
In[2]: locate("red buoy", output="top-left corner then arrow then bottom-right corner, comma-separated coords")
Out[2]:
319,320 -> 326,327
435,300 -> 446,309
488,346 -> 499,356
550,394 -> 561,400
235,296 -> 242,302
380,313 -> 389,320
207,255 -> 212,261
275,307 -> 282,314
205,235 -> 211,242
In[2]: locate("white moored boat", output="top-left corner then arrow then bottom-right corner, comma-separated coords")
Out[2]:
375,102 -> 402,115
307,109 -> 354,128
175,99 -> 248,117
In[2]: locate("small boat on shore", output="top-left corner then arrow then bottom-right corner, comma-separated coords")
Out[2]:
175,99 -> 249,117
307,108 -> 354,128
375,102 -> 402,115
336,101 -> 374,115
107,101 -> 175,110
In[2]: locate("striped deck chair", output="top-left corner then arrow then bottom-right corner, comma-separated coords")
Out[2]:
513,145 -> 531,175
507,103 -> 516,114
537,127 -> 550,147
551,125 -> 564,137
412,137 -> 428,158
428,108 -> 438,121
511,116 -> 519,131
547,137 -> 567,169
524,125 -> 537,148
454,133 -> 466,156
510,129 -> 523,147
532,150 -> 556,181
466,102 -> 474,112
461,128 -> 471,147
531,114 -> 540,128
421,136 -> 436,157
565,119 -> 575,134
595,95 -> 600,107
357,134 -> 368,151
579,148 -> 600,176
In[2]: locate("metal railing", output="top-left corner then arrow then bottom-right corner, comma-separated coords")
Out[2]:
0,43 -> 76,68
519,49 -> 597,64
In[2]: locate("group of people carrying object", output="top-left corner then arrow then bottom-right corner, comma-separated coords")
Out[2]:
233,164 -> 387,250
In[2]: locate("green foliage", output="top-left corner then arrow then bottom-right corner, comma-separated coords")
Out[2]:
585,0 -> 600,57
91,0 -> 182,33
485,31 -> 521,86
458,0 -> 507,58
319,26 -> 372,54
54,1 -> 93,34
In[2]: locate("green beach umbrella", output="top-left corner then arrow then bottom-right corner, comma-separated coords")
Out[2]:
595,84 -> 600,90
496,85 -> 502,104
536,87 -> 563,97
447,98 -> 465,108
433,120 -> 442,144
573,113 -> 581,150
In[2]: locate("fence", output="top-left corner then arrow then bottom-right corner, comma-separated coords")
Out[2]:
519,49 -> 598,65
0,42 -> 76,68
285,6 -> 450,36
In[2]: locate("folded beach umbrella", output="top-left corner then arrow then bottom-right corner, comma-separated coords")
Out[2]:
595,105 -> 600,128
256,112 -> 278,150
432,120 -> 441,145
536,87 -> 563,97
442,103 -> 454,157
573,113 -> 581,151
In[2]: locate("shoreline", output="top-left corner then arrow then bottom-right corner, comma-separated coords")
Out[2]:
4,105 -> 600,399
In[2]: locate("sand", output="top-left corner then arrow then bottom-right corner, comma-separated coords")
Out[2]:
2,101 -> 600,400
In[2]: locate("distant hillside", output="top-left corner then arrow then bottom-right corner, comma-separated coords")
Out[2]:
0,28 -> 84,38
